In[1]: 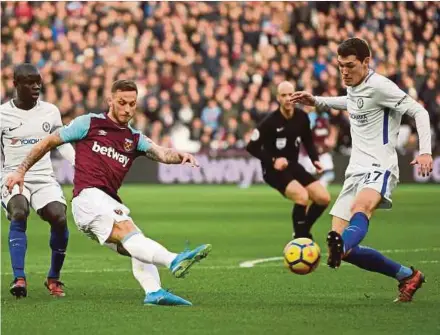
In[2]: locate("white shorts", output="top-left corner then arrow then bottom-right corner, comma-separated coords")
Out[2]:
298,152 -> 334,175
72,188 -> 133,245
330,168 -> 398,222
1,175 -> 66,212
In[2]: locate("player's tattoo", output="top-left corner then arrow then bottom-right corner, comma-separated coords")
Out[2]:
17,132 -> 64,174
145,145 -> 182,164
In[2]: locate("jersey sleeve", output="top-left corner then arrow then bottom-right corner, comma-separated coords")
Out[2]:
58,114 -> 92,143
375,78 -> 432,155
246,117 -> 274,166
314,96 -> 347,110
374,78 -> 414,115
136,134 -> 153,153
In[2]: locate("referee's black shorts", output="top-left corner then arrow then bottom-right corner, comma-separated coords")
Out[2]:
262,162 -> 316,196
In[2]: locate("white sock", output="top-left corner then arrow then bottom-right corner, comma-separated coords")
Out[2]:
132,257 -> 161,294
121,232 -> 177,268
104,242 -> 162,294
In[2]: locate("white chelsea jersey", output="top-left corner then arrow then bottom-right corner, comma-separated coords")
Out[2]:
0,100 -> 63,179
315,70 -> 431,179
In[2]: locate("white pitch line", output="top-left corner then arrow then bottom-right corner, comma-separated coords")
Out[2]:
1,248 -> 439,276
239,247 -> 440,268
0,265 -> 240,276
1,259 -> 438,276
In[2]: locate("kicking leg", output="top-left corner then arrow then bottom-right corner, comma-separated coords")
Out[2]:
104,242 -> 161,293
284,180 -> 310,238
39,201 -> 69,297
106,220 -> 211,279
105,242 -> 192,306
7,195 -> 30,298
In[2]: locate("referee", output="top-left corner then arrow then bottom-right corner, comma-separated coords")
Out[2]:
246,81 -> 331,239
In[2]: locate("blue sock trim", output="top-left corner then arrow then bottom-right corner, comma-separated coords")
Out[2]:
121,231 -> 141,244
395,266 -> 413,281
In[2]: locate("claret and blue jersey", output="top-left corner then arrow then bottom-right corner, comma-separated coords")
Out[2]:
59,113 -> 151,202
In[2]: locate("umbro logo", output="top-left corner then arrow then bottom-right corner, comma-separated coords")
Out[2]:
98,130 -> 107,136
276,127 -> 284,132
7,123 -> 23,132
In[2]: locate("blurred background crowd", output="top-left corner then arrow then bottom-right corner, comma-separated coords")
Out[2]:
1,1 -> 439,154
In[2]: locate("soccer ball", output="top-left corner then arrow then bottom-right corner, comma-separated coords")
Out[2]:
283,238 -> 321,275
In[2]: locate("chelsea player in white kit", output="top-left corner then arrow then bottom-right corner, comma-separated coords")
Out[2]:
1,64 -> 76,298
292,38 -> 433,302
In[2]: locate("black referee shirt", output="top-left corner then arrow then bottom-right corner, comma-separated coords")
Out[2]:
246,108 -> 319,168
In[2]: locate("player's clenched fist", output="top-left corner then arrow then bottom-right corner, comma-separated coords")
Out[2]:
181,153 -> 199,167
274,157 -> 289,171
5,171 -> 24,194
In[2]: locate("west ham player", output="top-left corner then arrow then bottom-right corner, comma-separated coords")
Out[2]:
292,38 -> 432,302
247,81 -> 331,240
298,109 -> 339,187
5,80 -> 212,306
1,63 -> 76,298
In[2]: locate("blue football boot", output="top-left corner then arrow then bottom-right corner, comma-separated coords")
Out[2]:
144,289 -> 192,306
170,244 -> 212,278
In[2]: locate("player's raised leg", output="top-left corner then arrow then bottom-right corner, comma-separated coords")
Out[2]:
6,194 -> 30,298
106,220 -> 211,279
284,180 -> 310,238
38,201 -> 69,297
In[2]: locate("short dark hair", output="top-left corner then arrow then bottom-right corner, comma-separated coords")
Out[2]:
337,38 -> 371,62
111,80 -> 138,94
13,63 -> 39,81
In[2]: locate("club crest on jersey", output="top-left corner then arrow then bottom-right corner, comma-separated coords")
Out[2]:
114,209 -> 123,216
42,122 -> 51,132
124,138 -> 134,152
357,98 -> 364,109
276,138 -> 287,149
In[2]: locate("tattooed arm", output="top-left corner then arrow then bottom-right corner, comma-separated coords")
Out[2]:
17,132 -> 63,174
144,141 -> 199,166
5,132 -> 63,193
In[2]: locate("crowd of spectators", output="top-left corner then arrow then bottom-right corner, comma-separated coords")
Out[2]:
1,1 -> 439,154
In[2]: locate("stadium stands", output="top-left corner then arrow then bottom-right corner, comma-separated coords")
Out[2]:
1,2 -> 439,153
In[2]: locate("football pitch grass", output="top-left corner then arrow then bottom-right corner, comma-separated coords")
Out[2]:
1,184 -> 439,335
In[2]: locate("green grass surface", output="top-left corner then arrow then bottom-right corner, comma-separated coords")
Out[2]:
2,185 -> 440,335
